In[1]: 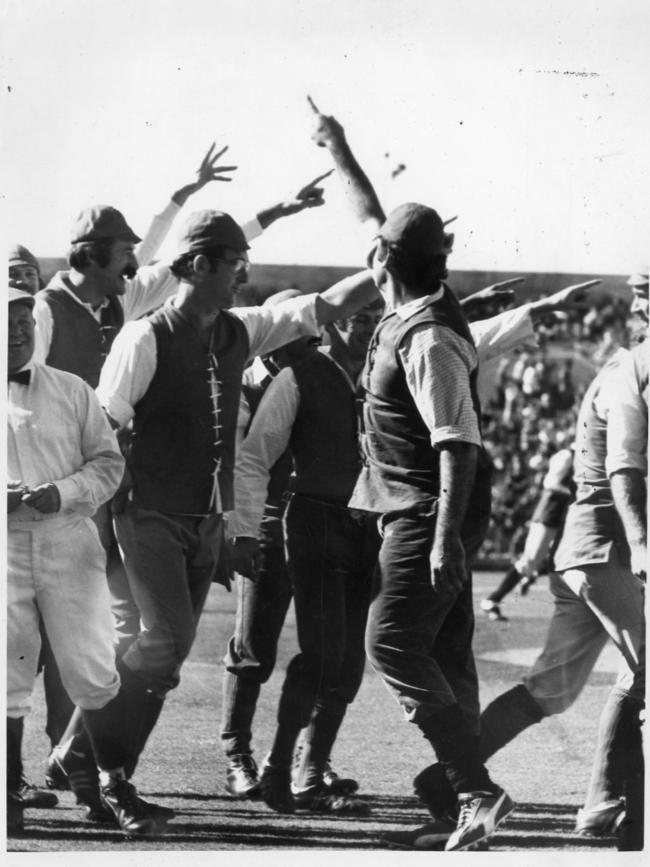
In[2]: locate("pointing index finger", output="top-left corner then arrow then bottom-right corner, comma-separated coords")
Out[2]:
307,94 -> 321,115
307,168 -> 334,187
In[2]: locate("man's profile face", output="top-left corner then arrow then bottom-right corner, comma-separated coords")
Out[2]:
97,239 -> 138,297
9,264 -> 40,295
8,303 -> 35,373
203,249 -> 250,310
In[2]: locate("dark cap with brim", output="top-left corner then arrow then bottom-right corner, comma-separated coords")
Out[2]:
9,244 -> 40,272
379,203 -> 452,257
8,285 -> 36,308
174,210 -> 250,259
70,205 -> 141,244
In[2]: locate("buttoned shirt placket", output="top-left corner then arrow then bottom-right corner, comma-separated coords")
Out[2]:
207,351 -> 223,514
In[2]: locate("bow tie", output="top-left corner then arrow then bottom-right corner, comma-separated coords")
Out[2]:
8,370 -> 31,385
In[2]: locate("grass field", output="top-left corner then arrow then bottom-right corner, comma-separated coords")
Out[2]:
8,570 -> 641,859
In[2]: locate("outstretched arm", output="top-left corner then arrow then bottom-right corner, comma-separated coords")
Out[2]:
308,96 -> 385,233
528,279 -> 600,323
315,270 -> 380,325
461,277 -> 525,319
254,170 -> 332,230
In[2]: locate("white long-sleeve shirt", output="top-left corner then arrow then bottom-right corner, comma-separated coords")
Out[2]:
230,300 -> 538,539
7,362 -> 124,523
96,294 -> 320,429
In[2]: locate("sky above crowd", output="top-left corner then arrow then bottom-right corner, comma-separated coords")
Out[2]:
1,0 -> 648,275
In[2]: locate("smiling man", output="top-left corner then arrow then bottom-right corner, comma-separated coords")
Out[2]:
95,207 -> 379,789
9,244 -> 42,294
5,286 -> 164,837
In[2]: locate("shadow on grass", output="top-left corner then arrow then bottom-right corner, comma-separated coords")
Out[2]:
10,798 -> 618,851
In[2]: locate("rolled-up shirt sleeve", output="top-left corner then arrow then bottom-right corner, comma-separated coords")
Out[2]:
230,369 -> 299,538
399,325 -> 481,448
96,321 -> 158,427
603,352 -> 648,477
234,294 -> 320,361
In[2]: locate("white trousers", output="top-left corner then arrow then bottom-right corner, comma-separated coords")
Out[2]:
524,548 -> 643,715
7,513 -> 120,718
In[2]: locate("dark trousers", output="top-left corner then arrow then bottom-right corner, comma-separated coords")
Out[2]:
221,521 -> 293,757
272,494 -> 378,759
365,509 -> 480,733
114,502 -> 221,695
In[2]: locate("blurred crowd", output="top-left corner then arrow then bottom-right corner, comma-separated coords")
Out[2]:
479,298 -> 630,560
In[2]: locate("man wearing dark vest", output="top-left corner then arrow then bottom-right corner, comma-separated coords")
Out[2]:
220,289 -> 325,800
38,165 -> 334,806
229,300 -> 384,814
95,207 -> 380,793
306,97 -> 512,850
35,144 -> 241,798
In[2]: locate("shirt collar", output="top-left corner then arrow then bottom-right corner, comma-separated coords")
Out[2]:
394,286 -> 445,322
60,276 -> 111,312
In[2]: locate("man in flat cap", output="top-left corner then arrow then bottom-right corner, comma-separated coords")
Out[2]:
94,205 -> 379,789
309,98 -> 512,851
34,145 -> 239,797
38,156 -> 333,805
9,244 -> 42,294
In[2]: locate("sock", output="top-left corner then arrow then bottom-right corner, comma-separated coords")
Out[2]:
419,704 -> 496,795
294,698 -> 347,791
479,684 -> 545,761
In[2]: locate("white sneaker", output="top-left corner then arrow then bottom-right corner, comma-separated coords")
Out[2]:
445,789 -> 514,851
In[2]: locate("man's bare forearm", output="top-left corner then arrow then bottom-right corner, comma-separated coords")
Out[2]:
327,138 -> 385,227
315,270 -> 380,324
309,99 -> 385,228
610,469 -> 647,548
435,442 -> 478,541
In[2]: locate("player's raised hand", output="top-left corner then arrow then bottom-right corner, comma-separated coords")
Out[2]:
308,95 -> 346,149
172,142 -> 238,207
195,142 -> 238,188
291,169 -> 334,210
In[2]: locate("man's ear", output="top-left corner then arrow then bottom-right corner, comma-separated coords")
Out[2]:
192,253 -> 211,276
